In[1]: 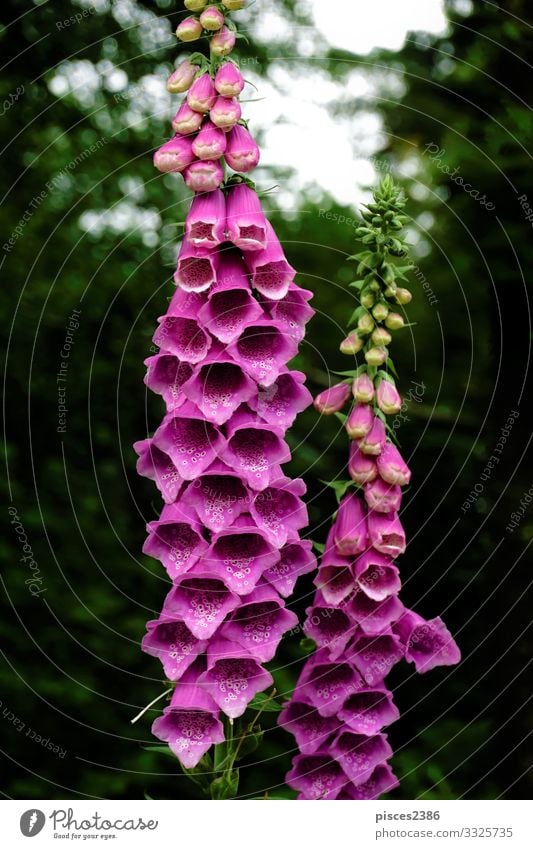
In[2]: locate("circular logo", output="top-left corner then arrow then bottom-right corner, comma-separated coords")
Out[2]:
20,810 -> 46,837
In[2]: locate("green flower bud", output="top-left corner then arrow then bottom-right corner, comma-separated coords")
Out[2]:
357,313 -> 375,335
222,0 -> 246,8
360,290 -> 375,308
384,284 -> 397,298
365,346 -> 388,366
371,327 -> 392,346
385,312 -> 404,330
184,0 -> 207,10
396,287 -> 412,304
372,302 -> 389,321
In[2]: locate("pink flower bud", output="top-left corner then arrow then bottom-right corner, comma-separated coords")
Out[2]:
200,5 -> 225,30
226,183 -> 267,251
153,135 -> 195,173
377,380 -> 401,415
352,373 -> 375,403
334,493 -> 368,556
171,102 -> 204,135
368,511 -> 406,557
349,442 -> 377,484
192,119 -> 227,160
364,477 -> 402,513
210,25 -> 236,56
345,403 -> 373,440
339,331 -> 363,354
359,416 -> 387,456
314,382 -> 351,415
215,62 -> 245,97
376,442 -> 411,486
176,17 -> 203,42
224,124 -> 260,172
183,159 -> 224,193
187,72 -> 217,113
167,59 -> 197,93
210,95 -> 241,130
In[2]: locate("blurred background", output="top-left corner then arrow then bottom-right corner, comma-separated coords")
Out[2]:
0,0 -> 531,800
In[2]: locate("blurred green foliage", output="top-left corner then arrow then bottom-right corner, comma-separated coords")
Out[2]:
0,0 -> 531,800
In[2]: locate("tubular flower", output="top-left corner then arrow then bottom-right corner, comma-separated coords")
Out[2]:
136,1 -> 316,782
280,178 -> 460,800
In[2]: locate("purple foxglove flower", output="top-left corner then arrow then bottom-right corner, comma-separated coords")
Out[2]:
142,616 -> 205,680
336,763 -> 399,800
226,183 -> 267,251
267,285 -> 314,342
183,159 -> 225,193
345,403 -> 374,440
348,589 -> 404,636
314,563 -> 355,606
199,5 -> 225,31
224,124 -> 260,173
227,321 -> 298,387
187,72 -> 217,113
144,354 -> 193,410
152,403 -> 225,480
334,492 -> 368,556
394,611 -> 461,673
197,257 -> 265,344
180,461 -> 249,533
286,754 -> 347,800
337,687 -> 399,735
210,95 -> 242,130
133,439 -> 182,504
174,235 -> 220,292
176,16 -> 203,42
185,189 -> 226,248
151,664 -> 224,768
352,373 -> 375,403
314,381 -> 351,415
244,221 -> 296,300
153,316 -> 211,363
349,442 -> 378,484
296,659 -> 365,717
219,584 -> 298,662
249,477 -> 308,547
163,575 -> 240,639
192,119 -> 227,160
262,540 -> 316,598
221,409 -> 291,490
153,135 -> 195,173
364,477 -> 402,513
215,62 -> 245,97
167,59 -> 197,93
376,442 -> 411,486
279,701 -> 339,756
303,604 -> 356,658
330,732 -> 393,787
210,25 -> 236,57
171,101 -> 204,135
367,510 -> 406,557
202,519 -> 280,594
166,287 -> 207,319
143,502 -> 208,579
351,634 -> 404,685
200,637 -> 274,718
181,356 -> 257,425
354,550 -> 401,601
248,370 -> 312,428
377,379 -> 402,415
359,415 -> 387,456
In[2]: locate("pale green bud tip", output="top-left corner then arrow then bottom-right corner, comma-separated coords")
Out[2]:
222,0 -> 246,8
176,17 -> 203,41
385,312 -> 404,330
340,332 -> 364,354
396,287 -> 412,305
184,0 -> 207,11
365,346 -> 388,366
372,303 -> 389,321
371,327 -> 392,347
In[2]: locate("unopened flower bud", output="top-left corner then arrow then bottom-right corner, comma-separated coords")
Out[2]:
377,442 -> 411,486
185,0 -> 207,10
167,59 -> 197,94
210,95 -> 241,129
385,312 -> 404,330
215,62 -> 244,97
200,5 -> 225,30
349,442 -> 377,484
346,404 -> 373,439
222,0 -> 246,9
187,72 -> 217,113
396,287 -> 412,304
210,25 -> 236,56
376,380 -> 401,415
371,327 -> 391,347
184,159 -> 224,192
172,102 -> 204,135
384,284 -> 397,298
153,136 -> 195,173
360,290 -> 375,308
352,373 -> 375,403
365,346 -> 388,366
314,382 -> 351,415
176,16 -> 203,42
357,313 -> 375,335
340,331 -> 363,355
359,416 -> 387,455
372,302 -> 389,321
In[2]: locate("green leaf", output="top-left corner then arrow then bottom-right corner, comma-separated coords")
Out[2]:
210,769 -> 239,800
300,637 -> 316,653
334,412 -> 347,424
320,478 -> 355,502
248,692 -> 282,712
142,745 -> 177,760
386,358 -> 399,379
311,539 -> 325,554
